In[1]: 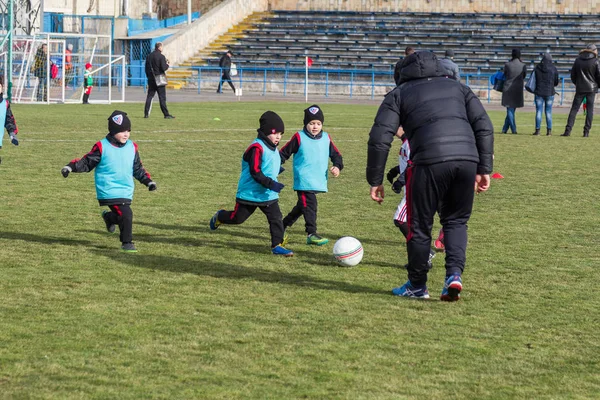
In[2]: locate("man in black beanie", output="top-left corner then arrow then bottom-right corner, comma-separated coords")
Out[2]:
61,110 -> 157,253
440,49 -> 460,81
210,111 -> 294,257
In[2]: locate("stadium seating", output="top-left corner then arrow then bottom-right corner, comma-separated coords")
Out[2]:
192,10 -> 600,76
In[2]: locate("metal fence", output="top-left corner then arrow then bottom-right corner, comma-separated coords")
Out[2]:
131,63 -> 572,104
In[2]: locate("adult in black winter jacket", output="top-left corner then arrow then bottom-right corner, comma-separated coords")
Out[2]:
144,42 -> 174,119
532,53 -> 559,136
217,50 -> 236,93
501,49 -> 527,134
367,51 -> 494,301
562,44 -> 600,137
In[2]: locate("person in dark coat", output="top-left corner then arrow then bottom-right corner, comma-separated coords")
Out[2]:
532,53 -> 559,136
217,50 -> 236,94
501,49 -> 527,134
32,44 -> 48,102
561,44 -> 600,137
144,42 -> 174,119
366,51 -> 494,301
439,49 -> 460,81
393,47 -> 415,86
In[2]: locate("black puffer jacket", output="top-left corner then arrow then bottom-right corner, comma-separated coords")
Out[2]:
570,50 -> 600,94
533,54 -> 559,97
367,51 -> 494,186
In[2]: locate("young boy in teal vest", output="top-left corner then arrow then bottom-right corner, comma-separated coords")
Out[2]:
61,111 -> 157,253
280,105 -> 343,246
210,111 -> 294,257
0,76 -> 20,164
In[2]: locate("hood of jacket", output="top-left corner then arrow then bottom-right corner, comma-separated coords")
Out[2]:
579,50 -> 597,61
537,53 -> 554,73
397,51 -> 447,84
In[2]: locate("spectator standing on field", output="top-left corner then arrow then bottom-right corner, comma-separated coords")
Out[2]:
217,50 -> 236,94
394,47 -> 415,86
561,44 -> 600,137
144,42 -> 174,119
367,51 -> 494,301
32,44 -> 48,102
439,49 -> 460,81
501,48 -> 527,134
532,53 -> 559,136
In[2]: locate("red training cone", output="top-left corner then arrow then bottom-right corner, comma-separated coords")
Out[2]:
491,172 -> 504,179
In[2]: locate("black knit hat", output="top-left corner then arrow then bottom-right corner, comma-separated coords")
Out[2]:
108,110 -> 131,135
303,104 -> 324,126
258,111 -> 284,135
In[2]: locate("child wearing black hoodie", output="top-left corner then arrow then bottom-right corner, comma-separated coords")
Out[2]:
210,111 -> 294,257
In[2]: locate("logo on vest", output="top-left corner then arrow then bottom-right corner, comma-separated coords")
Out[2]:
112,114 -> 123,125
271,128 -> 276,134
308,106 -> 320,115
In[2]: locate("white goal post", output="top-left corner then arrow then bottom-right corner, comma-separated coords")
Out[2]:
2,32 -> 126,104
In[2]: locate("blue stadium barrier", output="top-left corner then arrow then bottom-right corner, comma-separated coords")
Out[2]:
131,64 -> 573,104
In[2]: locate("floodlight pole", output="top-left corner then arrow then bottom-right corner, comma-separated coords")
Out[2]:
188,0 -> 191,24
7,0 -> 13,101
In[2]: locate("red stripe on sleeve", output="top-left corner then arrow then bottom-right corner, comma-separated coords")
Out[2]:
249,143 -> 263,174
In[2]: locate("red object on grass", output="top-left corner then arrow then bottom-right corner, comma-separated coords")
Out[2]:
491,172 -> 504,179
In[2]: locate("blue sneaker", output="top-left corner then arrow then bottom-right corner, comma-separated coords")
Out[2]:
272,245 -> 294,257
392,281 -> 430,299
210,210 -> 223,231
441,274 -> 462,302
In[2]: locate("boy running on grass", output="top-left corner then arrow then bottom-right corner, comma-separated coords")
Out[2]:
0,76 -> 19,164
210,111 -> 294,257
279,105 -> 343,246
61,111 -> 157,252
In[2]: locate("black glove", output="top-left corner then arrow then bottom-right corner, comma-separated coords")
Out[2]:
9,134 -> 18,146
386,166 -> 400,184
268,181 -> 285,193
148,182 -> 157,191
61,166 -> 72,178
392,171 -> 406,194
392,178 -> 404,194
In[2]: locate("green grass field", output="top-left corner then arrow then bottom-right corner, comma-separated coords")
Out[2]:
1,101 -> 599,399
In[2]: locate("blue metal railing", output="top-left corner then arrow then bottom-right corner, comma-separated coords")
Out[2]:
130,64 -> 572,104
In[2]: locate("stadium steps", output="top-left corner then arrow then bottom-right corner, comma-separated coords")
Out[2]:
180,11 -> 271,68
165,69 -> 194,90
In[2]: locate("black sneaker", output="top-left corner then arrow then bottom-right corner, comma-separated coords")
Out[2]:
164,115 -> 175,119
101,211 -> 116,233
121,242 -> 138,253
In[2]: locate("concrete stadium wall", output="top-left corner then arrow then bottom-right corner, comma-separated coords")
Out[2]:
44,0 -> 148,17
162,0 -> 268,66
270,0 -> 600,14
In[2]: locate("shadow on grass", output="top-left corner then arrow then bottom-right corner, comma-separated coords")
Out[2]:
92,249 -> 389,296
135,220 -> 402,247
0,230 -> 98,246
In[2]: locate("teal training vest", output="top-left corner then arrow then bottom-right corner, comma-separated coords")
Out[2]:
236,139 -> 281,203
0,99 -> 7,147
94,138 -> 135,200
293,129 -> 330,192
